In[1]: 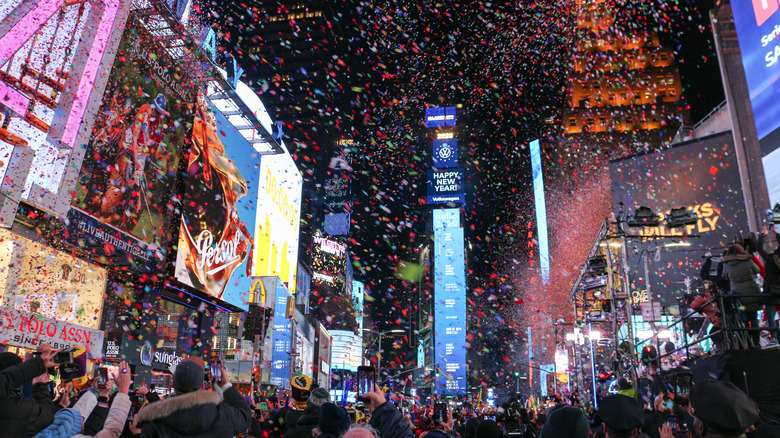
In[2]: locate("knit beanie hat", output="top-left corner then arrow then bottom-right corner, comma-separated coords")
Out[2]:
291,375 -> 313,409
319,402 -> 351,435
33,408 -> 82,438
309,387 -> 330,407
0,352 -> 22,372
540,405 -> 589,438
475,420 -> 503,438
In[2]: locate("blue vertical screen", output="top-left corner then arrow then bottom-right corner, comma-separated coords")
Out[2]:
530,139 -> 550,284
433,209 -> 467,395
270,283 -> 292,388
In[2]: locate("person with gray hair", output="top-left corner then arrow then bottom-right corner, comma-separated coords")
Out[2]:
344,423 -> 380,438
283,387 -> 331,438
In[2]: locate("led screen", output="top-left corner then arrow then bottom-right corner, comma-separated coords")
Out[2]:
433,209 -> 467,395
310,231 -> 356,332
427,169 -> 465,204
270,281 -> 292,388
66,18 -> 195,273
609,132 -> 750,305
732,0 -> 780,140
433,138 -> 458,168
530,139 -> 550,284
253,144 -> 302,294
173,98 -> 262,308
424,106 -> 457,128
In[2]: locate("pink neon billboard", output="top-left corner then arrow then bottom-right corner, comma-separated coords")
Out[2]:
0,0 -> 125,205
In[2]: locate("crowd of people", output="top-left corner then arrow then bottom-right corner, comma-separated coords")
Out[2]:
1,343 -> 777,438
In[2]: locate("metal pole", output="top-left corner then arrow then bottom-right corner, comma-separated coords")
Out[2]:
619,233 -> 638,385
588,323 -> 598,409
378,331 -> 382,383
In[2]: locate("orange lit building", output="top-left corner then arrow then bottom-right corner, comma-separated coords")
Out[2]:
564,0 -> 684,138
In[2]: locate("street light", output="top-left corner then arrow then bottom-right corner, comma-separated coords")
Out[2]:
362,328 -> 405,381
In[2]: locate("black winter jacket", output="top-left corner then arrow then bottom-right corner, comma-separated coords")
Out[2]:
369,402 -> 414,438
0,356 -> 59,438
283,405 -> 321,438
135,386 -> 251,438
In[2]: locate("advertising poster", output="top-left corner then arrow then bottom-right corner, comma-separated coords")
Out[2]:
609,132 -> 750,304
67,17 -> 195,273
296,263 -> 312,313
432,138 -> 458,168
0,306 -> 105,359
174,96 -> 262,308
424,106 -> 457,128
426,169 -> 466,204
433,209 -> 467,396
310,231 -> 356,332
254,146 -> 302,294
270,282 -> 293,388
731,1 -> 780,140
0,228 -> 106,330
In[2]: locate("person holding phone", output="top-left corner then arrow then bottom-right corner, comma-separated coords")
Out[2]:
361,384 -> 415,438
0,343 -> 61,437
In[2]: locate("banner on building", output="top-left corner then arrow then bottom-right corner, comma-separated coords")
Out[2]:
0,307 -> 105,358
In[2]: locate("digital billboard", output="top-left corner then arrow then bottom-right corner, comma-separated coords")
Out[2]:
295,263 -> 312,314
432,138 -> 458,168
609,132 -> 750,305
433,209 -> 467,395
329,330 -> 363,372
310,231 -> 356,332
66,17 -> 195,273
253,145 -> 302,294
0,0 -> 127,215
352,280 -> 365,331
427,169 -> 466,204
173,97 -> 262,308
731,1 -> 780,140
530,139 -> 550,284
270,281 -> 293,388
424,106 -> 457,128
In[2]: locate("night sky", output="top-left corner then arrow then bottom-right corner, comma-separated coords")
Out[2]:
204,0 -> 723,391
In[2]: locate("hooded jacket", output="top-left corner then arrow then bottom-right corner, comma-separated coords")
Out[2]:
282,404 -> 321,438
134,386 -> 251,438
0,357 -> 59,437
369,402 -> 415,438
721,253 -> 761,311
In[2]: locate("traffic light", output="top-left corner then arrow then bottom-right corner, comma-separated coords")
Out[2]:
252,366 -> 260,386
601,299 -> 611,312
513,365 -> 519,377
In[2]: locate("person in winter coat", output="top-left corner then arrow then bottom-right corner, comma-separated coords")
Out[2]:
283,387 -> 330,438
132,358 -> 251,437
759,226 -> 780,331
0,344 -> 61,438
71,361 -> 133,438
721,244 -> 762,346
363,384 -> 415,438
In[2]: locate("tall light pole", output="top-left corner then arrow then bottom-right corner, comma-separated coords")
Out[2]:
362,328 -> 405,382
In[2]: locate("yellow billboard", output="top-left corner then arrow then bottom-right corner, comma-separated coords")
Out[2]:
253,146 -> 302,294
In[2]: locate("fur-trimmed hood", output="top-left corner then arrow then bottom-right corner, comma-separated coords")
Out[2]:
136,390 -> 221,424
722,253 -> 753,263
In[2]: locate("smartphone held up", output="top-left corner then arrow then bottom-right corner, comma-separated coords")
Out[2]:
357,366 -> 376,395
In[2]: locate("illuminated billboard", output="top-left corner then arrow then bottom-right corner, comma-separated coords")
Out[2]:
427,169 -> 466,204
352,280 -> 365,331
173,97 -> 262,307
65,16 -> 195,273
329,330 -> 362,372
731,1 -> 780,140
253,145 -> 302,294
432,138 -> 458,168
424,106 -> 457,128
530,139 -> 550,284
0,0 -> 128,217
270,281 -> 292,388
609,132 -> 750,304
433,209 -> 467,396
310,231 -> 356,332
